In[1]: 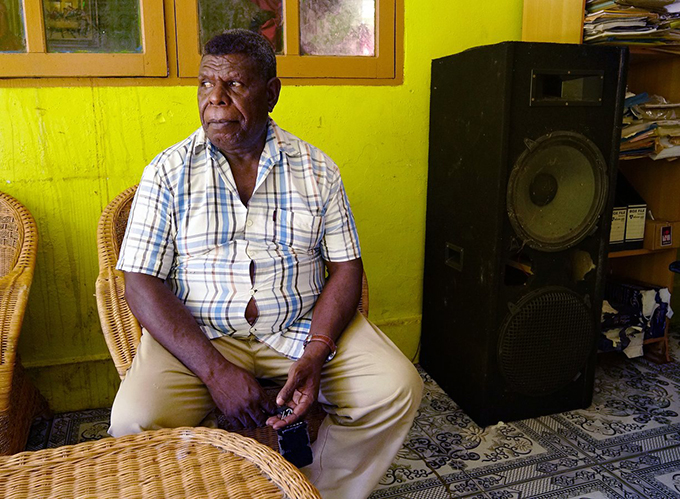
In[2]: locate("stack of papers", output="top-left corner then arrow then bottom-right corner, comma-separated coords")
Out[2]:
621,90 -> 680,160
584,0 -> 680,51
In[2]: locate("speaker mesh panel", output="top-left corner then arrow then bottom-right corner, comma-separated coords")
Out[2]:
498,287 -> 594,396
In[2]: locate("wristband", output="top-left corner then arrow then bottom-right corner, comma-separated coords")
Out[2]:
303,334 -> 337,362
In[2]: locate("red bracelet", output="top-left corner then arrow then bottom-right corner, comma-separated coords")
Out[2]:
303,334 -> 337,361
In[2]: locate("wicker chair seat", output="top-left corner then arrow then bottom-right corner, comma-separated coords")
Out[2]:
0,427 -> 321,498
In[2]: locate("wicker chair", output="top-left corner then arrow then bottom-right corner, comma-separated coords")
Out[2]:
0,192 -> 49,455
96,185 -> 369,449
0,426 -> 322,498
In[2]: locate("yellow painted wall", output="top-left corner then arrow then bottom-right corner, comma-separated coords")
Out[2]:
0,1 -> 523,411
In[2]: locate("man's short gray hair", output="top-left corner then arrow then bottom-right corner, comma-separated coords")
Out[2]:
203,29 -> 277,82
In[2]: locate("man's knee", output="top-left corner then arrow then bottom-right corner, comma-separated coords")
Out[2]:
390,362 -> 424,415
108,402 -> 160,437
368,361 -> 424,419
108,411 -> 142,438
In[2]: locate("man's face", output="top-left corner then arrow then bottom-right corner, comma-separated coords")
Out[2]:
198,53 -> 280,155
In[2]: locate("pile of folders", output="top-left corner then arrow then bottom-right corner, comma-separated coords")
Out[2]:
620,91 -> 680,160
584,0 -> 680,49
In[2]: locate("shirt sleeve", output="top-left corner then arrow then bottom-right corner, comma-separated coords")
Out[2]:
116,158 -> 175,279
320,158 -> 362,262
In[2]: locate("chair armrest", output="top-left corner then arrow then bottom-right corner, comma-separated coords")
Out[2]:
0,267 -> 32,410
95,268 -> 142,380
358,271 -> 369,318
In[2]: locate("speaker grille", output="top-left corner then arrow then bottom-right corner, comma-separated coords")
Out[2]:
498,287 -> 594,396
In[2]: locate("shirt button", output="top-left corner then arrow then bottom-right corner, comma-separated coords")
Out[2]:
246,219 -> 254,227
249,327 -> 256,333
250,289 -> 257,296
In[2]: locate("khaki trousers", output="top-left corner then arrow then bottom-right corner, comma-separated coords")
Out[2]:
109,312 -> 423,499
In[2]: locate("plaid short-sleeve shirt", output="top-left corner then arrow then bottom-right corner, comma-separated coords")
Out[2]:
117,120 -> 361,360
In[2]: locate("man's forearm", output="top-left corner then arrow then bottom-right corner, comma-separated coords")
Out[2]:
123,271 -> 236,384
303,258 -> 363,361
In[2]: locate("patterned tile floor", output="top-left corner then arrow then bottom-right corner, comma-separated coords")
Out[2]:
26,330 -> 680,498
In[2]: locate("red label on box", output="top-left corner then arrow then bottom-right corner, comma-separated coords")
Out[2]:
661,226 -> 672,246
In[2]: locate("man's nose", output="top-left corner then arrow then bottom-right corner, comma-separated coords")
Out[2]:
208,83 -> 230,105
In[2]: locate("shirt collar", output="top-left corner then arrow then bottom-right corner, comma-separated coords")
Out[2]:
191,126 -> 209,156
268,119 -> 301,158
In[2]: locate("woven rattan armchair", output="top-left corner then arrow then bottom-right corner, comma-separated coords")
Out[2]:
0,192 -> 48,455
0,426 -> 322,498
96,185 -> 369,448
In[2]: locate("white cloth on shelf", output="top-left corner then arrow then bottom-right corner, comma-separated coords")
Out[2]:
604,328 -> 623,348
602,300 -> 618,316
659,288 -> 674,318
622,327 -> 644,359
640,288 -> 673,321
640,289 -> 659,320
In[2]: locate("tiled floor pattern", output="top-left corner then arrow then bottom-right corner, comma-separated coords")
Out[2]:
26,331 -> 680,498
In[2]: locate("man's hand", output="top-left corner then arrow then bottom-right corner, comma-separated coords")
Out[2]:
266,343 -> 326,430
207,362 -> 278,429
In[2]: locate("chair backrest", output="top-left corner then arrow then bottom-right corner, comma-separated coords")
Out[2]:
0,193 -> 37,279
96,185 -> 369,380
0,192 -> 38,407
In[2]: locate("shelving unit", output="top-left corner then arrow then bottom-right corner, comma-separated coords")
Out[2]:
523,0 -> 679,362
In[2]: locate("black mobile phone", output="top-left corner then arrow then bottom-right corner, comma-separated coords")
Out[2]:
276,406 -> 313,468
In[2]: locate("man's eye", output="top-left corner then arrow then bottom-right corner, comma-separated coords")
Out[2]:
200,81 -> 213,88
229,81 -> 242,88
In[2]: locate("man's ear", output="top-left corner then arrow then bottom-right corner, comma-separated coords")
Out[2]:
267,77 -> 282,113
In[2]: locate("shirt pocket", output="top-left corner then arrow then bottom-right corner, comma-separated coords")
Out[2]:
274,209 -> 324,252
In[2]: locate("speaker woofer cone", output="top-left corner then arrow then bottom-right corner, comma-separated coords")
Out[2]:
507,131 -> 608,252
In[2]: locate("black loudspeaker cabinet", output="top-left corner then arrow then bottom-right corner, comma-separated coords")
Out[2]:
420,41 -> 628,427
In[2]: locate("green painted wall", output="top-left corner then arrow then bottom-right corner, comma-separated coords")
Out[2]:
0,1 -> 523,411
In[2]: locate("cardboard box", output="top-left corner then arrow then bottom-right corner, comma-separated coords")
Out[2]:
643,220 -> 680,251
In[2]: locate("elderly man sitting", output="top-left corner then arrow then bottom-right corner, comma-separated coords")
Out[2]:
108,28 -> 423,499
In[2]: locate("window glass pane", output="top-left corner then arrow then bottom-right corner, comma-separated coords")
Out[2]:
0,0 -> 26,52
197,0 -> 283,54
43,0 -> 141,53
300,0 -> 375,56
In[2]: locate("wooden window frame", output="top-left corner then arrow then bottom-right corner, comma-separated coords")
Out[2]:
176,0 -> 397,80
0,0 -> 167,77
0,0 -> 402,84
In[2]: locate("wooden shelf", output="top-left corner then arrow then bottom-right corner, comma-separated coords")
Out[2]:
629,47 -> 680,60
609,247 -> 676,259
608,248 -> 652,258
